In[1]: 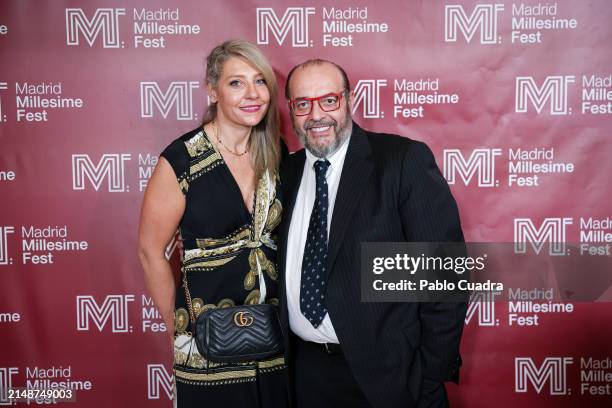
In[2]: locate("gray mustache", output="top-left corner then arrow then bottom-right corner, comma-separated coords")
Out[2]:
304,119 -> 336,130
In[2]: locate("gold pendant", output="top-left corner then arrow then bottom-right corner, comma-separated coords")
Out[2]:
174,308 -> 189,333
191,298 -> 204,317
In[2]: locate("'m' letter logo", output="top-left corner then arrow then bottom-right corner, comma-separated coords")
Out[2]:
352,80 -> 387,119
0,367 -> 19,405
76,295 -> 134,332
443,149 -> 501,187
445,4 -> 504,44
515,76 -> 575,115
256,8 -> 315,47
514,218 -> 572,255
147,364 -> 173,399
72,154 -> 131,192
515,357 -> 573,395
65,8 -> 125,48
140,82 -> 199,120
465,290 -> 501,326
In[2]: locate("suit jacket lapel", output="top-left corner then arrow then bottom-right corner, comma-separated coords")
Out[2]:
326,123 -> 373,275
278,150 -> 305,335
279,151 -> 305,252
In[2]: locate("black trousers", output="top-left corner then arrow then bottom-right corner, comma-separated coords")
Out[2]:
291,334 -> 373,408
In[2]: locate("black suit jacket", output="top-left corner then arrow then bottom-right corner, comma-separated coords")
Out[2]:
278,122 -> 467,408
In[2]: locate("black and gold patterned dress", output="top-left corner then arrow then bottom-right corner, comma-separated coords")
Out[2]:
160,127 -> 288,408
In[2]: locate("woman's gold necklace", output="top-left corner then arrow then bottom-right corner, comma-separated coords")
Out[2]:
212,121 -> 250,157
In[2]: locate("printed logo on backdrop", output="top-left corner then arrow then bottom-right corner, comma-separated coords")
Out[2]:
65,8 -> 200,49
514,218 -> 572,255
0,225 -> 89,267
515,76 -> 575,115
514,216 -> 609,255
443,147 -> 575,189
579,217 -> 612,256
138,153 -> 158,192
0,23 -> 8,37
0,81 -> 85,123
0,82 -> 7,122
444,4 -> 579,45
133,8 -> 200,48
515,357 -> 573,395
514,74 -> 612,116
581,74 -> 612,115
147,364 -> 173,400
256,8 -> 315,47
0,367 -> 19,406
140,81 -> 199,120
76,295 -> 135,333
507,287 -> 574,327
0,225 -> 88,266
445,4 -> 504,44
444,149 -> 501,188
72,151 -> 171,193
66,8 -> 126,48
352,80 -> 387,119
464,290 -> 501,327
72,154 -> 131,192
0,227 -> 14,266
348,77 -> 460,121
76,294 -> 167,334
256,6 -> 391,48
393,78 -> 459,119
579,357 -> 612,396
1,366 -> 93,402
466,289 -> 575,329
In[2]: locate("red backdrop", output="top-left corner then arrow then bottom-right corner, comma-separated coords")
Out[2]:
1,0 -> 611,406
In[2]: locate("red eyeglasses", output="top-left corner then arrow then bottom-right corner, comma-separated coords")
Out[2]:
288,92 -> 344,116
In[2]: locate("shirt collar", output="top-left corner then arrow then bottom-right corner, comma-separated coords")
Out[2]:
305,132 -> 351,173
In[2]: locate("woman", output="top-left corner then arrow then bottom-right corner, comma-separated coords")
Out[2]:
138,40 -> 287,407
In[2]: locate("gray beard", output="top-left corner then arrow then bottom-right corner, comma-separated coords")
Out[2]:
294,113 -> 352,158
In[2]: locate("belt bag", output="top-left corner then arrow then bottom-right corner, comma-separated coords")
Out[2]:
194,303 -> 284,363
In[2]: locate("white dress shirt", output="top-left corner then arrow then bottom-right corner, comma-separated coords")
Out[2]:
285,134 -> 351,343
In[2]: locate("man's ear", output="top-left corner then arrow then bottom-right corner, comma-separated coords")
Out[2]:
347,90 -> 354,111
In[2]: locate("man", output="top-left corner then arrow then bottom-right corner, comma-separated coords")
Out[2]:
278,59 -> 467,408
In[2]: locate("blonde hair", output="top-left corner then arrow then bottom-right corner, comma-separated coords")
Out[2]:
203,40 -> 281,180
